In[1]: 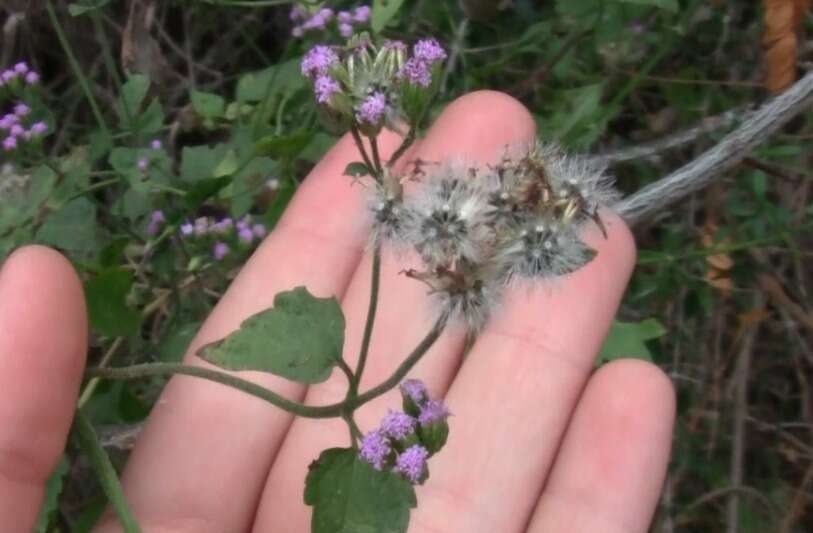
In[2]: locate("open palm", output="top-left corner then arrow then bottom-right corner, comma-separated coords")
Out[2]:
0,91 -> 674,533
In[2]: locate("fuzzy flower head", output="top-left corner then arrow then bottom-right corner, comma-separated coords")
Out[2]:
395,445 -> 429,484
400,57 -> 432,87
213,241 -> 229,261
314,75 -> 340,104
380,410 -> 417,440
399,379 -> 429,406
359,430 -> 391,470
418,399 -> 451,426
403,168 -> 492,268
413,39 -> 447,64
301,45 -> 339,79
355,91 -> 387,125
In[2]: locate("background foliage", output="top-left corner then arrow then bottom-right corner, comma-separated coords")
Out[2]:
1,0 -> 812,531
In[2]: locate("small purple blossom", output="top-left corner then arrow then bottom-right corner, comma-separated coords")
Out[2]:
252,223 -> 267,238
147,210 -> 165,235
238,226 -> 254,244
356,92 -> 387,125
213,241 -> 230,261
418,399 -> 451,425
1,70 -> 16,83
395,445 -> 429,483
2,136 -> 17,151
289,5 -> 306,21
180,221 -> 194,236
413,38 -> 447,64
337,10 -> 353,24
353,5 -> 371,23
137,157 -> 149,172
10,124 -> 24,137
301,45 -> 339,79
150,139 -> 162,150
212,218 -> 234,233
380,410 -> 417,440
339,22 -> 354,38
359,430 -> 391,470
0,114 -> 18,130
25,71 -> 39,85
314,75 -> 341,104
400,379 -> 428,405
14,103 -> 31,117
13,62 -> 28,75
30,121 -> 48,136
400,58 -> 432,87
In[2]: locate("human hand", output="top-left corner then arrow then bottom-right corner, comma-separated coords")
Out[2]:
0,91 -> 674,533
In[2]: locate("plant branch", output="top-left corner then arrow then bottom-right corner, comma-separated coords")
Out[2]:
369,135 -> 384,174
387,126 -> 416,169
615,69 -> 813,226
353,245 -> 382,390
87,363 -> 344,418
350,125 -> 377,180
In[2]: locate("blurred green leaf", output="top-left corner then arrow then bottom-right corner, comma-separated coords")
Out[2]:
0,165 -> 56,234
198,286 -> 345,384
372,0 -> 405,33
116,75 -> 164,136
36,197 -> 102,262
617,0 -> 679,11
34,455 -> 69,532
236,60 -> 304,103
68,0 -> 112,16
305,448 -> 416,533
158,321 -> 201,362
597,318 -> 667,364
255,131 -> 313,159
84,268 -> 141,337
191,90 -> 226,120
180,144 -> 229,182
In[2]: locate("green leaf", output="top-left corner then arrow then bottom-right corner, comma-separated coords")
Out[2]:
0,165 -> 57,234
109,147 -> 173,193
372,0 -> 406,33
198,287 -> 345,384
616,0 -> 679,12
184,176 -> 232,208
85,269 -> 141,338
191,90 -> 226,120
597,318 -> 667,364
115,75 -> 164,135
180,144 -> 229,182
158,321 -> 201,362
34,455 -> 69,532
214,149 -> 240,177
344,162 -> 370,178
255,131 -> 314,159
36,197 -> 102,262
305,448 -> 416,533
68,0 -> 112,16
236,60 -> 304,103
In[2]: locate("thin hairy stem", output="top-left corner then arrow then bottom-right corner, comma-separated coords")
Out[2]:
353,245 -> 382,391
87,363 -> 344,418
369,135 -> 384,174
354,314 -> 448,406
387,126 -> 416,169
350,125 -> 377,179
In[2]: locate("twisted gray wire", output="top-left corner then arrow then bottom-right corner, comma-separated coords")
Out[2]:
613,69 -> 813,227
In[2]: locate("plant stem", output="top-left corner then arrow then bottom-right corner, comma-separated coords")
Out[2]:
352,245 -> 382,391
353,314 -> 448,406
369,135 -> 383,174
74,410 -> 141,532
87,363 -> 345,418
350,125 -> 377,180
45,1 -> 109,137
387,126 -> 416,169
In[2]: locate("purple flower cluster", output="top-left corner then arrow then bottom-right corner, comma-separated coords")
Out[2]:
400,39 -> 447,88
357,379 -> 450,484
0,62 -> 39,87
290,5 -> 370,38
314,75 -> 340,104
146,210 -> 166,236
1,102 -> 47,151
178,214 -> 267,261
355,91 -> 387,125
300,45 -> 339,79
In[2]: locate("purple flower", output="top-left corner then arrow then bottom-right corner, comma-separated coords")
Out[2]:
356,92 -> 387,124
353,5 -> 371,23
29,121 -> 48,136
314,75 -> 340,104
395,445 -> 428,483
301,45 -> 339,79
337,10 -> 353,24
252,223 -> 267,238
339,22 -> 354,38
302,13 -> 328,31
1,70 -> 16,83
137,157 -> 149,172
180,221 -> 194,236
359,430 -> 391,470
380,410 -> 417,440
147,210 -> 165,235
418,399 -> 451,425
194,217 -> 209,236
400,379 -> 428,405
400,58 -> 432,87
413,38 -> 446,64
13,62 -> 28,75
212,217 -> 234,233
0,114 -> 18,130
150,139 -> 162,150
2,136 -> 17,151
10,124 -> 24,137
25,71 -> 39,85
213,241 -> 229,261
14,103 -> 31,117
238,226 -> 254,244
289,5 -> 306,21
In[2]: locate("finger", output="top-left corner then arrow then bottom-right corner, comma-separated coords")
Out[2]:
0,246 -> 87,531
254,91 -> 537,531
528,359 -> 675,533
410,211 -> 637,532
97,130 -> 406,532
